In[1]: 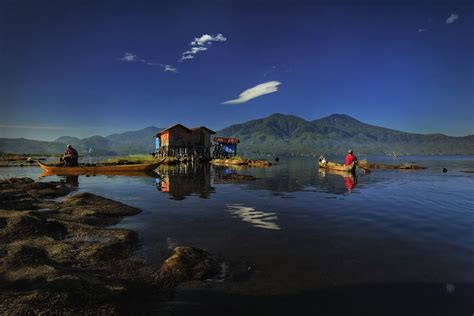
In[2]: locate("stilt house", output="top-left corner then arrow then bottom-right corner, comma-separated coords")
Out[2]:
212,137 -> 240,158
155,124 -> 216,160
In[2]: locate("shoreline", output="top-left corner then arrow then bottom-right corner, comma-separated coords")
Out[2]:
0,177 -> 221,314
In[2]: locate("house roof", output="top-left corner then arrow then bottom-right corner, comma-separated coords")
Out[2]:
191,126 -> 216,134
213,137 -> 240,144
155,124 -> 192,137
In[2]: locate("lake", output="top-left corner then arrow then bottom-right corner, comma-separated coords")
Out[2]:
1,156 -> 473,315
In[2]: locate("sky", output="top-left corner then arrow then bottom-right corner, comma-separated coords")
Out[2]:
0,0 -> 473,141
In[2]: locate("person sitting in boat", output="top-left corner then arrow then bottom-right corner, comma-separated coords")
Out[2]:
61,144 -> 79,167
345,149 -> 358,166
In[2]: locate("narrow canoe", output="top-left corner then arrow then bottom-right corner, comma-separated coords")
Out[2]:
318,160 -> 355,172
39,169 -> 159,178
38,161 -> 161,173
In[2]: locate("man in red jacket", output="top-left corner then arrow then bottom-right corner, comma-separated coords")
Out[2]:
345,149 -> 358,166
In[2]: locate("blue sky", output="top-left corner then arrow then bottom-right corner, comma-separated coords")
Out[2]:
0,0 -> 472,140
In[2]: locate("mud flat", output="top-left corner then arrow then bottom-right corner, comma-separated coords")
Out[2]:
0,177 -> 220,315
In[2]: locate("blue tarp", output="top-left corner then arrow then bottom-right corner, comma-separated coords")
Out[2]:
155,138 -> 160,150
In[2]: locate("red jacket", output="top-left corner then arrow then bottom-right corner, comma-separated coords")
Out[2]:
345,153 -> 357,166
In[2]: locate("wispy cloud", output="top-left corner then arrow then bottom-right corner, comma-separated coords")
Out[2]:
118,52 -> 138,62
418,28 -> 427,33
222,81 -> 282,104
163,65 -> 177,73
446,13 -> 459,24
180,33 -> 227,62
118,53 -> 178,73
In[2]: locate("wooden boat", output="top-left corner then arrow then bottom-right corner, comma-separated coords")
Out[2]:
318,160 -> 356,172
38,161 -> 161,174
39,169 -> 159,178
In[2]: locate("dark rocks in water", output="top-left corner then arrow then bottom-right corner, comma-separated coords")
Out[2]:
275,157 -> 280,162
443,168 -> 448,173
0,177 -> 224,315
3,244 -> 53,270
159,246 -> 220,287
0,212 -> 68,243
52,192 -> 141,226
0,178 -> 73,210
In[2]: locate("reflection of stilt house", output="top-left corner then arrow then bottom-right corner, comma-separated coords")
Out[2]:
155,124 -> 215,160
212,137 -> 240,159
156,164 -> 214,200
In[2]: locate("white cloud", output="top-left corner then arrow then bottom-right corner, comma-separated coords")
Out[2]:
163,65 -> 178,73
446,13 -> 459,24
191,46 -> 208,54
118,52 -> 177,73
179,54 -> 194,61
180,33 -> 226,62
190,33 -> 227,46
118,52 -> 138,62
418,28 -> 427,33
222,81 -> 282,104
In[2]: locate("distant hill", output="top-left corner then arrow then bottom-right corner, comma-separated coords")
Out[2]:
1,115 -> 473,156
217,113 -> 474,155
0,127 -> 161,156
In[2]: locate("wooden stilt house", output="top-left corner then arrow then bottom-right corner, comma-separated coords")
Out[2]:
155,124 -> 215,160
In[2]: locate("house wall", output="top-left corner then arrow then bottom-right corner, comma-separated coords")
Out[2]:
169,126 -> 191,147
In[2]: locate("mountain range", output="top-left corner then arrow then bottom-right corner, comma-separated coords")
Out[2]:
0,114 -> 473,156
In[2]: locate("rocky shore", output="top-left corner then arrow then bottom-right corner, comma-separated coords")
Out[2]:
0,177 -> 221,315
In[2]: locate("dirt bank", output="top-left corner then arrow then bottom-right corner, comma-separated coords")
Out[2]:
0,177 -> 221,315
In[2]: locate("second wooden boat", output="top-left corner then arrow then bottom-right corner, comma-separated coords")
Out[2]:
38,161 -> 162,174
318,157 -> 356,172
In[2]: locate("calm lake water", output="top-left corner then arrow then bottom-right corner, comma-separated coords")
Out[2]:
2,156 -> 474,315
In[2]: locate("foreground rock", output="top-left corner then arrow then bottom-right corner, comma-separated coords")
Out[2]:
0,177 -> 222,315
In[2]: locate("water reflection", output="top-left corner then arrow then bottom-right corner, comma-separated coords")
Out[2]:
213,166 -> 257,184
318,169 -> 358,193
64,175 -> 79,187
156,164 -> 215,200
226,204 -> 280,230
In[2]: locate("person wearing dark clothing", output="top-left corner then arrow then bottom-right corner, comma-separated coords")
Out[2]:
63,144 -> 79,167
345,149 -> 358,166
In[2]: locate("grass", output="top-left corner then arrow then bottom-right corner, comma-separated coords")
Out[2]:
101,154 -> 158,164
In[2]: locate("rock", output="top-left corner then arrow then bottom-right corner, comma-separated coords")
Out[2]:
0,212 -> 68,243
54,192 -> 141,226
159,246 -> 220,286
3,244 -> 53,271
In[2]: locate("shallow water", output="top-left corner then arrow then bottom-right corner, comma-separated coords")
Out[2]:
2,156 -> 474,314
